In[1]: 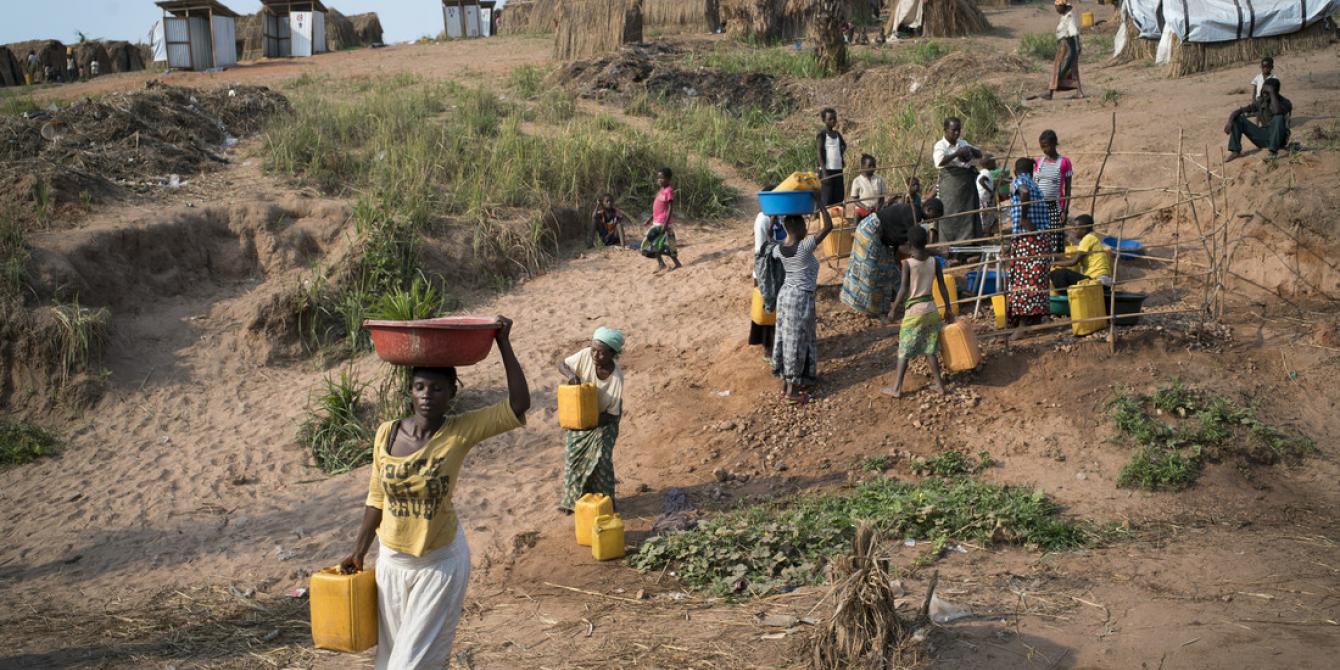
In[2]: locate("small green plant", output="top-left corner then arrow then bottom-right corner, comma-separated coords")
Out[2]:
630,477 -> 1087,597
506,64 -> 547,99
536,88 -> 576,123
1019,33 -> 1055,61
623,91 -> 657,118
0,211 -> 27,299
0,419 -> 61,467
895,40 -> 953,66
1087,34 -> 1114,60
285,72 -> 329,89
859,454 -> 894,472
370,274 -> 446,321
299,369 -> 374,475
0,92 -> 41,116
914,449 -> 994,477
49,299 -> 110,387
1101,88 -> 1121,106
1110,383 -> 1314,490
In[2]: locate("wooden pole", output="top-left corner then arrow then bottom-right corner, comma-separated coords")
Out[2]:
1173,128 -> 1183,292
1108,214 -> 1125,353
1089,112 -> 1116,217
1202,144 -> 1217,316
1218,147 -> 1230,320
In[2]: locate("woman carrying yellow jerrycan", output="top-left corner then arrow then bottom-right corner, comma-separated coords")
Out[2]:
557,327 -> 626,514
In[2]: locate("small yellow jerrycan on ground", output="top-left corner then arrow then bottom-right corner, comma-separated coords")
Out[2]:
310,567 -> 378,653
934,272 -> 959,318
574,493 -> 613,546
557,383 -> 599,430
991,294 -> 1007,329
1068,280 -> 1107,337
591,514 -> 626,560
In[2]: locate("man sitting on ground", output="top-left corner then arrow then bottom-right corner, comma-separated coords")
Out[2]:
1050,214 -> 1112,289
1225,78 -> 1292,161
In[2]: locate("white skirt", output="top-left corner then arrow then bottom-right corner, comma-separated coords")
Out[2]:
374,525 -> 471,670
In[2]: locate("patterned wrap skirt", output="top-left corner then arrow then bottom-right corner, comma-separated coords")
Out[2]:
1008,232 -> 1052,320
1045,201 -> 1066,253
560,421 -> 620,510
772,284 -> 818,386
899,303 -> 943,358
840,214 -> 900,317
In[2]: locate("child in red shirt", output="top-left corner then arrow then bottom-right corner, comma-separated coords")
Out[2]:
640,168 -> 682,271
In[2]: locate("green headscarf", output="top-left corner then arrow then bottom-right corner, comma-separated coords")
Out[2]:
593,326 -> 625,355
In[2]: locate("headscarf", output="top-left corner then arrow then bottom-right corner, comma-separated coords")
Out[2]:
593,327 -> 625,355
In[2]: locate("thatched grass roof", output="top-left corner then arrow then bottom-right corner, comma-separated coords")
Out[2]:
644,0 -> 721,34
348,13 -> 383,44
1164,20 -> 1334,77
499,0 -> 558,34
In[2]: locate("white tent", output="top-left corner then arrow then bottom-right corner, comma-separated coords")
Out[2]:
1116,0 -> 1340,64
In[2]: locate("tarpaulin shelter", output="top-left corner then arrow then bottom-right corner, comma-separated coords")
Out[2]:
1116,0 -> 1340,75
154,0 -> 240,70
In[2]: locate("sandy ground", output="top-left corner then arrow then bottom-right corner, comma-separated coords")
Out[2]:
3,5 -> 1340,669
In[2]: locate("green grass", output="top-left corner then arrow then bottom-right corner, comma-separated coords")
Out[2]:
0,92 -> 41,116
1019,33 -> 1055,61
264,74 -> 730,357
682,46 -> 900,79
298,369 -> 374,475
1110,383 -> 1314,490
1,211 -> 27,300
1101,88 -> 1122,106
629,476 -> 1087,597
0,419 -> 61,467
49,299 -> 109,387
1086,34 -> 1114,61
370,274 -> 447,321
859,454 -> 894,472
913,450 -> 994,477
653,103 -> 811,186
862,84 -> 1012,188
622,91 -> 658,118
893,40 -> 954,66
506,64 -> 547,99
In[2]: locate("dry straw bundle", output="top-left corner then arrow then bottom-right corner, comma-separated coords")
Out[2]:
554,0 -> 644,60
644,0 -> 721,33
807,525 -> 932,670
921,0 -> 990,38
1166,20 -> 1334,77
499,0 -> 560,34
1115,11 -> 1158,62
719,0 -> 815,42
0,46 -> 24,86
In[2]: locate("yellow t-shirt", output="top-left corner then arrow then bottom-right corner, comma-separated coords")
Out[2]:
365,401 -> 525,556
1077,233 -> 1113,280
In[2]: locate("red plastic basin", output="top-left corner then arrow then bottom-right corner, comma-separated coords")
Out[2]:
363,316 -> 499,367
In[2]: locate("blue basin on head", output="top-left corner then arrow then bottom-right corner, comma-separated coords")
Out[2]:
757,190 -> 817,216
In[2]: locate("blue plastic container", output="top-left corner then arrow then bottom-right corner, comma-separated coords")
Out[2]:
964,270 -> 1000,295
1102,236 -> 1145,260
757,190 -> 817,216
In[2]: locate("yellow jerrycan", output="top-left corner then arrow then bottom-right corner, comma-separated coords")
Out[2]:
991,294 -> 1007,329
557,383 -> 599,430
751,287 -> 776,326
310,567 -> 378,653
933,272 -> 960,318
940,321 -> 982,373
574,493 -> 613,546
1067,280 -> 1107,336
592,514 -> 627,561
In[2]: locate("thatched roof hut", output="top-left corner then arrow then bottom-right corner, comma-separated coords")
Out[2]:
348,13 -> 384,44
73,42 -> 112,76
104,41 -> 149,72
324,8 -> 359,50
0,46 -> 22,86
1117,0 -> 1339,76
885,0 -> 990,38
554,0 -> 643,60
499,0 -> 558,34
5,40 -> 67,75
644,0 -> 721,34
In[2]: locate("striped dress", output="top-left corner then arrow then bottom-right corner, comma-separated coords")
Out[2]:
771,237 -> 820,386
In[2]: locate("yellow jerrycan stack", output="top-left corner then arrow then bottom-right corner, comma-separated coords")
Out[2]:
775,171 -> 821,192
1067,280 -> 1107,336
574,493 -> 613,546
557,383 -> 599,430
310,567 -> 378,653
940,321 -> 982,373
591,514 -> 627,560
751,287 -> 775,326
933,272 -> 960,318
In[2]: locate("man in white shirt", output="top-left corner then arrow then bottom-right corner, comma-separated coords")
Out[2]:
1251,56 -> 1278,101
848,154 -> 887,218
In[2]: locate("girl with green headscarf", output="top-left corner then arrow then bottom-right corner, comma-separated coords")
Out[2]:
557,327 -> 625,512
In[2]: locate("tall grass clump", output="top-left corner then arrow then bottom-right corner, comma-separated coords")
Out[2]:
1019,33 -> 1055,61
684,46 -> 897,79
1110,383 -> 1315,491
506,64 -> 547,99
50,299 -> 109,386
630,476 -> 1087,596
654,103 -> 810,185
0,419 -> 61,467
298,369 -> 374,475
0,91 -> 41,116
894,40 -> 953,66
0,211 -> 27,300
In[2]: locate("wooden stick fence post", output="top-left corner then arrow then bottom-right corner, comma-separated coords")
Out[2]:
1173,129 -> 1183,291
1218,147 -> 1230,320
1202,144 -> 1218,316
1108,215 -> 1125,353
1089,112 -> 1116,217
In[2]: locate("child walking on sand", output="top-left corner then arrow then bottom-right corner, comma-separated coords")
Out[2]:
885,225 -> 953,398
640,168 -> 682,271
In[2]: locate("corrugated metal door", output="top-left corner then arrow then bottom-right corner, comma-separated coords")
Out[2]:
211,16 -> 236,67
313,11 -> 326,53
188,16 -> 211,70
444,6 -> 463,38
481,8 -> 492,37
291,11 -> 313,57
165,17 -> 191,68
465,5 -> 481,37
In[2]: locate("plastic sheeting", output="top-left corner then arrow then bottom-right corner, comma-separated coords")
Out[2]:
1123,0 -> 1340,43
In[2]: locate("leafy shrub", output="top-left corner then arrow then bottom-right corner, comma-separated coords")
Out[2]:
298,370 -> 374,475
0,419 -> 61,467
629,477 -> 1086,596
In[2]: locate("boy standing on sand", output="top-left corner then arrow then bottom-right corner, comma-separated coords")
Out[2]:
640,168 -> 682,271
885,225 -> 953,398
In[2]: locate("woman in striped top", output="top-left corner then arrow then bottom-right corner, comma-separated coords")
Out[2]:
1033,129 -> 1073,253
